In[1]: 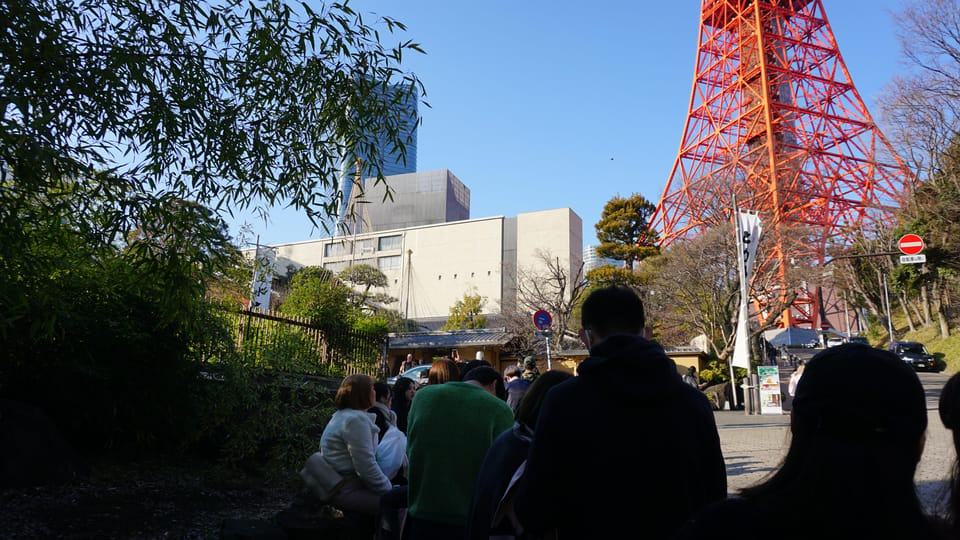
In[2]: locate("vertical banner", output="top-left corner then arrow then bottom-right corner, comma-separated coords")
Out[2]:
250,246 -> 276,312
757,365 -> 783,415
732,210 -> 762,369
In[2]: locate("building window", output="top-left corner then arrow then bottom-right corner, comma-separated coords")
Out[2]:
356,238 -> 376,255
324,241 -> 352,257
378,235 -> 402,251
323,260 -> 349,273
378,255 -> 401,272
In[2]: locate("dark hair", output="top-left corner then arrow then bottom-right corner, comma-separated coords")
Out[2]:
939,372 -> 960,534
463,365 -> 501,386
580,285 -> 645,338
391,377 -> 417,434
335,374 -> 375,411
369,404 -> 390,443
374,382 -> 391,402
504,365 -> 522,378
462,359 -> 491,376
428,358 -> 461,385
515,370 -> 573,428
738,344 -> 927,532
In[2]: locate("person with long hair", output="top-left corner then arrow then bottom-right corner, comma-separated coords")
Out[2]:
426,357 -> 460,385
676,344 -> 941,539
318,374 -> 392,517
390,376 -> 418,434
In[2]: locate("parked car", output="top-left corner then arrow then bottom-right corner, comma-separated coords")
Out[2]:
387,363 -> 432,386
825,337 -> 844,348
847,336 -> 870,346
888,341 -> 936,372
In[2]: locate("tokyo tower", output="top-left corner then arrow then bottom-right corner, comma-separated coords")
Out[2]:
652,0 -> 913,328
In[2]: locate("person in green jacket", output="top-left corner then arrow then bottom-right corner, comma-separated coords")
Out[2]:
405,363 -> 513,540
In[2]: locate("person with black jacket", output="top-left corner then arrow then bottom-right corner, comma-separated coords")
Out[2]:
514,285 -> 727,539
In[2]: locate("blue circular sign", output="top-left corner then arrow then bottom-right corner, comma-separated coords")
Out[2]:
533,310 -> 552,330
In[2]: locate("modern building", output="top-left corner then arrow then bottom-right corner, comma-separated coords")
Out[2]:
338,169 -> 469,235
582,244 -> 620,273
337,82 -> 419,229
269,205 -> 583,327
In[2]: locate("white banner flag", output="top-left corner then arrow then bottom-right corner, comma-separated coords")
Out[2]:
250,246 -> 276,312
732,211 -> 762,369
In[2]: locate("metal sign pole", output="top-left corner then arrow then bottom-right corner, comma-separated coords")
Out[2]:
546,333 -> 552,371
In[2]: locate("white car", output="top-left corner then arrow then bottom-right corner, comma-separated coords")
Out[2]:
387,364 -> 432,386
826,337 -> 844,348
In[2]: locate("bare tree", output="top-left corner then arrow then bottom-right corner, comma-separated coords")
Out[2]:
646,224 -> 797,362
515,249 -> 589,352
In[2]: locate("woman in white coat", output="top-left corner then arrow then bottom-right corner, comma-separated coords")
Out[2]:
320,374 -> 393,516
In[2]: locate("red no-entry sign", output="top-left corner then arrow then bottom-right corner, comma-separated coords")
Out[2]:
898,234 -> 924,255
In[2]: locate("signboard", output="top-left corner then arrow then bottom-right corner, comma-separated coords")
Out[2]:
900,254 -> 927,265
757,365 -> 783,415
533,310 -> 552,331
898,234 -> 924,255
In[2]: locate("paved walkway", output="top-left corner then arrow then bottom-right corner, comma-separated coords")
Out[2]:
714,371 -> 955,512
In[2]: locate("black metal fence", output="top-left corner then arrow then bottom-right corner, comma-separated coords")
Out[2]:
218,309 -> 386,378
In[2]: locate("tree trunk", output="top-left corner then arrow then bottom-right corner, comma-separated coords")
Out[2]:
899,293 -> 917,333
933,277 -> 951,339
920,283 -> 933,327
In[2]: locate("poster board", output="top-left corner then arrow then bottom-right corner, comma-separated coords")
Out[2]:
757,365 -> 783,415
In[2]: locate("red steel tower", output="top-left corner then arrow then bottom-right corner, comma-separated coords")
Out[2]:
652,0 -> 912,328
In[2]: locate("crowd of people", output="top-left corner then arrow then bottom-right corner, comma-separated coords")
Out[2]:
304,284 -> 960,539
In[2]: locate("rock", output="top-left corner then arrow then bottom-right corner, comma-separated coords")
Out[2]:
0,399 -> 90,488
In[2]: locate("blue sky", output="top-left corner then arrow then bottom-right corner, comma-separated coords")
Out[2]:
229,0 -> 910,248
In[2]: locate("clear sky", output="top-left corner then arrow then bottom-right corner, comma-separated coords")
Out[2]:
228,0 -> 911,248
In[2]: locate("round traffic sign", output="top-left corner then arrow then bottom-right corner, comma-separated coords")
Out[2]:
898,234 -> 924,255
533,310 -> 552,331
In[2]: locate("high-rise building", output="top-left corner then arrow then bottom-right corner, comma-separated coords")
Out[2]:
582,245 -> 620,273
338,170 -> 470,234
337,82 -> 419,229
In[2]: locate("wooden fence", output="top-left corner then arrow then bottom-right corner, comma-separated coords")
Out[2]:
218,309 -> 386,378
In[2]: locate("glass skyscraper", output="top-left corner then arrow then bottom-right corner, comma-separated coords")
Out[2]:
337,82 -> 419,228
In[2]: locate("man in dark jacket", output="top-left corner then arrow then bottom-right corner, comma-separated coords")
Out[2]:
514,285 -> 727,539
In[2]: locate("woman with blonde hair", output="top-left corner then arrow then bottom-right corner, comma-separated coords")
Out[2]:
318,374 -> 393,516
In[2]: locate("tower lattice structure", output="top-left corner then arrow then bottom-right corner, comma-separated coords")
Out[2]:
652,0 -> 912,329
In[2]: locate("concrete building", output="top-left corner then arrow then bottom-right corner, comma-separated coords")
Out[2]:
270,205 -> 583,328
339,169 -> 469,235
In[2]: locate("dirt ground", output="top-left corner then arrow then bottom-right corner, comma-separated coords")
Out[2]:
0,457 -> 301,539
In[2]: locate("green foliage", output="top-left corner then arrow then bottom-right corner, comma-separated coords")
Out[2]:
441,292 -> 488,330
595,194 -> 660,269
206,368 -> 336,477
339,264 -> 397,307
0,0 -> 423,476
281,266 -> 355,328
585,265 -> 649,289
2,0 -> 425,244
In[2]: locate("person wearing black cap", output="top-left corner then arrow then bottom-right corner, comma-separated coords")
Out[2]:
676,343 -> 942,540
